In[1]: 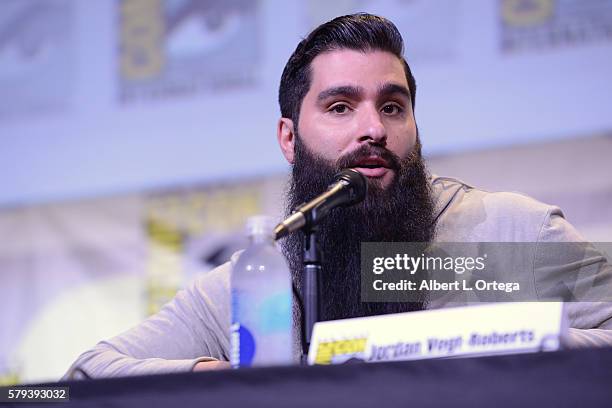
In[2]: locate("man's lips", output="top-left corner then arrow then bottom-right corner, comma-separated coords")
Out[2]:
353,167 -> 390,177
351,156 -> 392,178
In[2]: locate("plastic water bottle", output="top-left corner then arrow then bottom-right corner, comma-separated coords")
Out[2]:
230,215 -> 294,368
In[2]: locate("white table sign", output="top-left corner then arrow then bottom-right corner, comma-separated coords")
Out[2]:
308,302 -> 567,365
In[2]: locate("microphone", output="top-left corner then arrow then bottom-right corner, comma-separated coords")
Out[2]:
274,169 -> 367,240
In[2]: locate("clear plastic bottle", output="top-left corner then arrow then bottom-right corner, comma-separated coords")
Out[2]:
230,215 -> 293,368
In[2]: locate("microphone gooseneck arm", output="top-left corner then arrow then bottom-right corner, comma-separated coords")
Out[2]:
273,182 -> 347,240
274,169 -> 367,240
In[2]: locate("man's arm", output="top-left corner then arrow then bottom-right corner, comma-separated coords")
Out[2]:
62,263 -> 231,379
534,208 -> 612,347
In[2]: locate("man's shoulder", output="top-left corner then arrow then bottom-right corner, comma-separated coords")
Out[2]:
188,259 -> 232,303
431,175 -> 561,242
431,174 -> 556,213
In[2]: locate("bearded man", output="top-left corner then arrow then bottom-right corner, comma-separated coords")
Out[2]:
64,13 -> 612,378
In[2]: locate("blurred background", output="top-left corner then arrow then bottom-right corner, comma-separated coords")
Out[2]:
1,0 -> 611,384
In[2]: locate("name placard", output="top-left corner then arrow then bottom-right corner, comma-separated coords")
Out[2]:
307,302 -> 567,365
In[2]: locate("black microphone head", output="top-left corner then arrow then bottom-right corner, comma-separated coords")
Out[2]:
333,168 -> 368,206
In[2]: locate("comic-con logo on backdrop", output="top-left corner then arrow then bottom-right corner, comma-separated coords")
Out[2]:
118,0 -> 262,103
0,0 -> 74,121
144,182 -> 263,315
501,0 -> 553,27
500,0 -> 612,53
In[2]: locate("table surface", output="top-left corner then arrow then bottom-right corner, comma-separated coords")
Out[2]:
14,347 -> 612,408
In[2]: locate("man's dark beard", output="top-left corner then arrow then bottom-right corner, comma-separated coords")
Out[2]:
281,135 -> 436,324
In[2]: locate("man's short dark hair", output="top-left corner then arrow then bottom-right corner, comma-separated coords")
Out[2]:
278,13 -> 416,126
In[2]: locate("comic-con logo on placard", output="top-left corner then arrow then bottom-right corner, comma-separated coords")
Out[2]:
500,0 -> 612,53
118,0 -> 261,103
314,337 -> 368,365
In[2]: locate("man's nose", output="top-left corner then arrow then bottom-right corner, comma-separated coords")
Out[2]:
357,105 -> 387,145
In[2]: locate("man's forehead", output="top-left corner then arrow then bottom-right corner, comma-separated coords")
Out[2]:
308,48 -> 408,92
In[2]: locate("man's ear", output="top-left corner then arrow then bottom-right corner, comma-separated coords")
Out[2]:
277,117 -> 295,164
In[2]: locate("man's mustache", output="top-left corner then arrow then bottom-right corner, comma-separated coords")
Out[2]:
336,144 -> 402,171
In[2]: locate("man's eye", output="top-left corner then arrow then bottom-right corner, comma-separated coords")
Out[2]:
381,104 -> 402,115
330,104 -> 349,114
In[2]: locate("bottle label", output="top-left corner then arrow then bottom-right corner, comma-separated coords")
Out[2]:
231,287 -> 292,367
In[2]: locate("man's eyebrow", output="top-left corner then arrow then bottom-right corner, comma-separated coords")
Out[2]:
317,85 -> 363,102
378,83 -> 411,101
